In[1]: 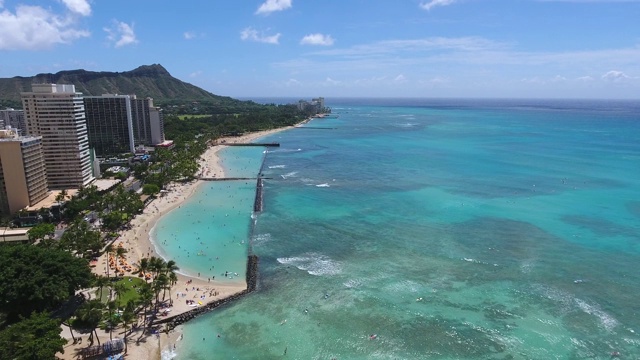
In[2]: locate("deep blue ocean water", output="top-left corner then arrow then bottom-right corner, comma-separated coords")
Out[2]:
162,99 -> 640,359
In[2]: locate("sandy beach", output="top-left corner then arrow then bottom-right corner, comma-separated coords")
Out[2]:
58,125 -> 300,360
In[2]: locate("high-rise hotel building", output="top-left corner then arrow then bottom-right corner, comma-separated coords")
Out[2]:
83,95 -> 165,157
83,94 -> 136,156
0,128 -> 48,215
0,108 -> 26,135
21,84 -> 95,189
131,97 -> 165,147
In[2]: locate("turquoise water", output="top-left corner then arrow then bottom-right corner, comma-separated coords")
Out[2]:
163,99 -> 640,359
151,146 -> 266,283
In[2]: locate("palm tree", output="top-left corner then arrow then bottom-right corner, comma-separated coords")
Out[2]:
55,189 -> 68,207
168,272 -> 178,306
115,247 -> 128,276
94,275 -> 110,301
105,300 -> 118,341
62,320 -> 76,344
136,284 -> 154,342
75,299 -> 104,346
113,282 -> 127,304
152,273 -> 169,312
104,244 -> 115,279
121,300 -> 136,354
135,257 -> 150,282
149,256 -> 166,278
164,260 -> 179,306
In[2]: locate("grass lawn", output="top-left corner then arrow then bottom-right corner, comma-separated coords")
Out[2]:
96,276 -> 147,307
178,114 -> 210,120
115,276 -> 146,307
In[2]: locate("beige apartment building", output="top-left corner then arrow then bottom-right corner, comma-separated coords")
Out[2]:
21,84 -> 95,189
0,129 -> 48,215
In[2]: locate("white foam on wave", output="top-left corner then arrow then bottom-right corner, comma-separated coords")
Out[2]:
385,279 -> 422,294
574,298 -> 619,331
251,233 -> 271,246
316,183 -> 330,187
536,285 -> 619,331
269,164 -> 286,169
161,348 -> 177,360
343,278 -> 364,288
277,253 -> 342,276
394,122 -> 418,128
280,171 -> 298,179
272,148 -> 302,153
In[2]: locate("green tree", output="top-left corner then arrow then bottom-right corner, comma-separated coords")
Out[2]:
27,223 -> 55,244
136,284 -> 154,342
104,301 -> 119,341
135,257 -> 150,282
94,275 -> 110,301
58,218 -> 102,258
0,245 -> 92,321
55,189 -> 68,207
74,300 -> 104,346
0,312 -> 66,360
142,183 -> 160,195
104,244 -> 115,279
120,301 -> 136,354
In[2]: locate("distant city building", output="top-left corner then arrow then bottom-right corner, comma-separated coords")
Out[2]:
312,97 -> 325,111
0,108 -> 26,134
298,97 -> 325,113
0,128 -> 48,215
83,94 -> 136,156
130,97 -> 165,147
21,84 -> 95,189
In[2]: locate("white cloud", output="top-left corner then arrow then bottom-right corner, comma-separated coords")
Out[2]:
104,20 -> 138,48
323,77 -> 341,86
256,0 -> 292,15
300,33 -> 334,46
61,0 -> 91,16
601,70 -> 630,82
285,78 -> 301,86
184,31 -> 196,40
240,27 -> 280,44
576,75 -> 594,81
189,70 -> 203,78
552,75 -> 567,82
394,74 -> 407,83
420,0 -> 456,11
0,4 -> 90,50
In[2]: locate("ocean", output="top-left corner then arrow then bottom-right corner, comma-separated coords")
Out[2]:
160,98 -> 640,359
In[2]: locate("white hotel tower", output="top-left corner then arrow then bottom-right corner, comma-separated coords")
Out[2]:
21,84 -> 95,189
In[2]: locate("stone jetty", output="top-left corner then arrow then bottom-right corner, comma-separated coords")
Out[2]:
155,255 -> 259,330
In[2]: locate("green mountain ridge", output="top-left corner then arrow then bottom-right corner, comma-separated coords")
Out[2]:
0,64 -> 238,107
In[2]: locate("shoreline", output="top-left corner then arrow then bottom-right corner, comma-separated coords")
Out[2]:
58,123 -> 303,360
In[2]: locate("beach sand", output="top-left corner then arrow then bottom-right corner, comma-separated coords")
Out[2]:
58,125 -> 300,360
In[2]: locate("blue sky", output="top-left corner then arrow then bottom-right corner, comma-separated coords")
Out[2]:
1,0 -> 639,99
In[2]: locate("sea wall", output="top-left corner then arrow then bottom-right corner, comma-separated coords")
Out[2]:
155,255 -> 259,330
253,178 -> 264,212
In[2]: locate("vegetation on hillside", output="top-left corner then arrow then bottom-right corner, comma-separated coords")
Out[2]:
0,64 -> 232,104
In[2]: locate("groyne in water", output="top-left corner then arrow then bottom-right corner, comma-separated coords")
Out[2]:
198,177 -> 272,181
225,142 -> 280,147
254,178 -> 264,212
154,255 -> 259,330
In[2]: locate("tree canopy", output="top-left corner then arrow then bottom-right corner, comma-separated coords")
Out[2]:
0,245 -> 93,321
0,312 -> 66,360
